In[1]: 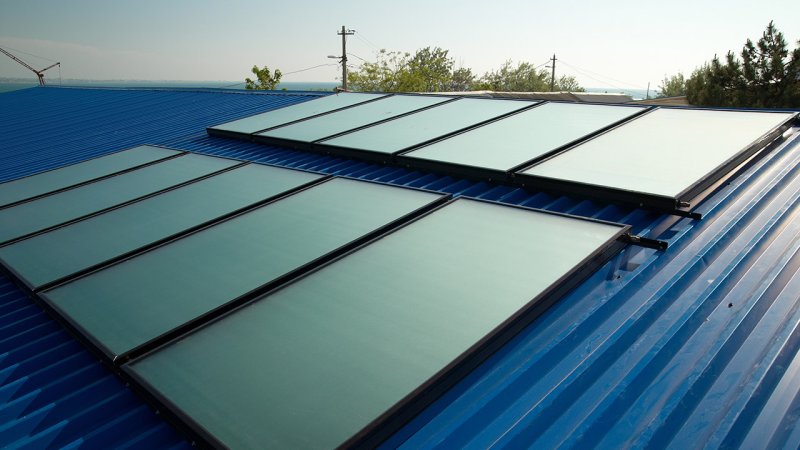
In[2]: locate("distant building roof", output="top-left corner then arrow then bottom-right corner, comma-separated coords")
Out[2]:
429,90 -> 634,103
634,95 -> 691,106
1,86 -> 800,448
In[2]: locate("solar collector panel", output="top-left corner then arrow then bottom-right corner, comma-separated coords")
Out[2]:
521,108 -> 797,199
256,95 -> 453,143
0,153 -> 241,245
0,163 -> 324,289
127,198 -> 628,449
207,92 -> 386,135
0,145 -> 181,208
40,178 -> 445,359
319,98 -> 536,154
402,102 -> 647,172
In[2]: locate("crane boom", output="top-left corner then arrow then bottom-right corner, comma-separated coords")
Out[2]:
40,61 -> 61,72
0,47 -> 60,86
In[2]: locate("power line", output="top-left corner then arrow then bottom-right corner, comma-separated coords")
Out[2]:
283,63 -> 338,75
558,63 -> 629,91
354,32 -> 380,52
347,52 -> 367,63
558,59 -> 647,90
220,63 -> 338,88
0,44 -> 58,63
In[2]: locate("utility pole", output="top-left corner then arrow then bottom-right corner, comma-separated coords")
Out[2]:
337,26 -> 355,91
549,54 -> 557,92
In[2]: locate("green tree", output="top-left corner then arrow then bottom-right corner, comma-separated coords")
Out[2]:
476,60 -> 550,91
348,50 -> 584,93
686,21 -> 799,107
347,49 -> 409,92
657,73 -> 687,97
449,67 -> 476,91
474,61 -> 584,92
348,47 -> 458,92
402,47 -> 454,91
554,75 -> 585,92
245,65 -> 282,90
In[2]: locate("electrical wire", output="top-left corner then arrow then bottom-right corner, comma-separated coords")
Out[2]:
220,63 -> 339,88
283,63 -> 338,75
0,44 -> 59,63
354,32 -> 380,52
559,64 -> 629,91
558,59 -> 648,90
347,52 -> 368,63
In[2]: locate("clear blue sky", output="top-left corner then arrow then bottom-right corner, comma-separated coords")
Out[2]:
1,0 -> 798,90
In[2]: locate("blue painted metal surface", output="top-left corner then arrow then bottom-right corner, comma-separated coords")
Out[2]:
1,86 -> 799,448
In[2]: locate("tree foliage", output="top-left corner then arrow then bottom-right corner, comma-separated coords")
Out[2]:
348,50 -> 584,93
474,61 -> 583,92
405,47 -> 454,91
657,73 -> 686,97
474,60 -> 549,91
554,74 -> 585,92
245,65 -> 282,90
686,21 -> 799,107
450,67 -> 476,91
348,47 -> 456,92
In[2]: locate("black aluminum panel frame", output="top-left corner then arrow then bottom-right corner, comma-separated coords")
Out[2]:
0,144 -> 186,211
36,176 -> 450,364
120,196 -> 630,450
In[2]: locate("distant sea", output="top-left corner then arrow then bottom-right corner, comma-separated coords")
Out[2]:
0,80 -> 339,93
0,80 -> 652,99
584,87 -> 652,101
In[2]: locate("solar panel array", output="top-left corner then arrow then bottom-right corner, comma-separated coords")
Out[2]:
0,145 -> 629,448
207,92 -> 387,135
208,93 -> 798,213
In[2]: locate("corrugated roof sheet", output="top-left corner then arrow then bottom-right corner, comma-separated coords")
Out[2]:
1,86 -> 799,449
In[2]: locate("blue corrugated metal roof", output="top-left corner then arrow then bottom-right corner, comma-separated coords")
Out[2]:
1,85 -> 799,448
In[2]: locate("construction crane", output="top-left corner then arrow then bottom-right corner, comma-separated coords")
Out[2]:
0,47 -> 60,86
